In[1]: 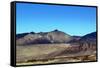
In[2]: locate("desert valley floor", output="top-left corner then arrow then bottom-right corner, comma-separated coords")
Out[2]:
16,43 -> 96,65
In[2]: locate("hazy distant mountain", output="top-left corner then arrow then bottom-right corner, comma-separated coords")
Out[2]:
16,29 -> 72,45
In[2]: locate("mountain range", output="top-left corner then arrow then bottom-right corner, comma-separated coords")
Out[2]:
16,29 -> 96,46
16,30 -> 97,64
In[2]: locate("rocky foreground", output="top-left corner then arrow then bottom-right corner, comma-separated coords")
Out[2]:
16,43 -> 96,65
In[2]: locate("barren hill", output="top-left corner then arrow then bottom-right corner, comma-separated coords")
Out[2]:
16,29 -> 72,45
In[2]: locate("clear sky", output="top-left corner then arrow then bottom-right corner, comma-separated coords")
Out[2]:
16,3 -> 96,36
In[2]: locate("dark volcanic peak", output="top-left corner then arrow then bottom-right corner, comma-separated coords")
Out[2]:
30,32 -> 35,34
51,29 -> 70,36
52,29 -> 64,32
53,29 -> 60,32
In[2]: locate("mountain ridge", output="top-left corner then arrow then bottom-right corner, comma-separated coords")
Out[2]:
16,29 -> 72,45
16,30 -> 96,46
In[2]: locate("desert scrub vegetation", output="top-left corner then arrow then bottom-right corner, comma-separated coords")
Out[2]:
16,54 -> 96,65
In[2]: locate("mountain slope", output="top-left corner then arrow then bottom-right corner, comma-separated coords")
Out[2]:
79,32 -> 97,51
16,29 -> 72,45
80,32 -> 96,43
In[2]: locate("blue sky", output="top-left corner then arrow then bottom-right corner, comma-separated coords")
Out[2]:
16,3 -> 96,36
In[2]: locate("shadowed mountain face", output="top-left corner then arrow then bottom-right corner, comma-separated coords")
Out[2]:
68,32 -> 96,42
67,36 -> 81,44
80,32 -> 96,43
16,30 -> 73,45
78,32 -> 97,51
